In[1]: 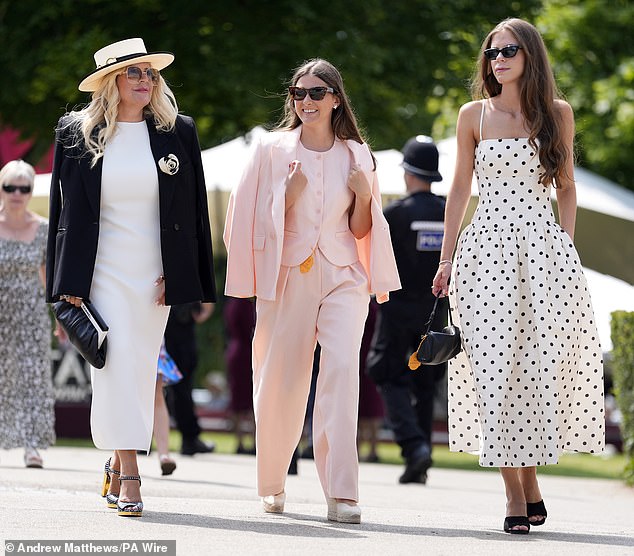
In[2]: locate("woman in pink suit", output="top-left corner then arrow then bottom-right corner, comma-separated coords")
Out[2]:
224,59 -> 400,523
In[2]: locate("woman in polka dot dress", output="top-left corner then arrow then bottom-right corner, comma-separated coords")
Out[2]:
433,18 -> 604,534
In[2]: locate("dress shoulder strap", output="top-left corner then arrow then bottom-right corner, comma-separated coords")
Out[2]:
479,100 -> 486,142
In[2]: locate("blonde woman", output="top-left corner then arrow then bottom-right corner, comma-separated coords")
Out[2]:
46,38 -> 216,517
0,159 -> 54,468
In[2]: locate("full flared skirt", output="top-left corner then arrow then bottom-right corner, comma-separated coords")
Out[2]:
447,221 -> 605,467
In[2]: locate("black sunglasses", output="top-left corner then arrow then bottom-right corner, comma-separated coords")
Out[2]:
484,44 -> 522,60
288,86 -> 336,101
121,66 -> 160,84
3,184 -> 32,194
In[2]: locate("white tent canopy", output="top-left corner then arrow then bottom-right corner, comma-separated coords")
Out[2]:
583,269 -> 634,351
200,126 -> 268,193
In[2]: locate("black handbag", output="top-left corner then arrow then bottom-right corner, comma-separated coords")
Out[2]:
52,300 -> 109,369
408,295 -> 462,370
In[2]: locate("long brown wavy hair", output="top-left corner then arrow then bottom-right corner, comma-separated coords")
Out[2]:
276,59 -> 368,146
471,18 -> 571,188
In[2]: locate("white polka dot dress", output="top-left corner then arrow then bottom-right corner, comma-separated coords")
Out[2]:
447,128 -> 605,467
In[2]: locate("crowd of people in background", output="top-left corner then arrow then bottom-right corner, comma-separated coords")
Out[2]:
0,16 -> 605,534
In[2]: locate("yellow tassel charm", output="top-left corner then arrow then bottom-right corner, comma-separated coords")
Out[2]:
408,351 -> 421,370
408,335 -> 427,370
300,253 -> 314,274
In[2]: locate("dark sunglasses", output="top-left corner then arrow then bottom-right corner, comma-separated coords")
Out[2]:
484,44 -> 522,60
288,86 -> 336,101
121,66 -> 160,84
3,184 -> 32,194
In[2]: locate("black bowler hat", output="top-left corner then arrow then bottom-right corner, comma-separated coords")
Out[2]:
401,135 -> 442,182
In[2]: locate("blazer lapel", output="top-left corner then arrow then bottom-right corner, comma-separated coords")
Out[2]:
146,119 -> 177,214
271,126 -> 301,191
345,139 -> 374,181
270,127 -> 301,238
79,150 -> 103,219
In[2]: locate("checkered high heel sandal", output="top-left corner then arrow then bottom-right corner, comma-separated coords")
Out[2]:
117,476 -> 143,517
101,458 -> 120,508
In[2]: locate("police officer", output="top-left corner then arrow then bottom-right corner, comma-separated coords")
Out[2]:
366,135 -> 447,484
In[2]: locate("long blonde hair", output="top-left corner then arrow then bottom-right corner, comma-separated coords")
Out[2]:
471,18 -> 570,188
60,69 -> 178,167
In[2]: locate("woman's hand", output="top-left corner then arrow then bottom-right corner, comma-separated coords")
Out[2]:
285,160 -> 308,211
60,294 -> 83,307
347,164 -> 372,201
432,262 -> 452,297
154,274 -> 166,306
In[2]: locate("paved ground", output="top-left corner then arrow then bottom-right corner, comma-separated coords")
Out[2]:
1,446 -> 633,555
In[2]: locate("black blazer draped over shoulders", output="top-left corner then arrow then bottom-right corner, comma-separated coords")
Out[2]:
46,114 -> 216,305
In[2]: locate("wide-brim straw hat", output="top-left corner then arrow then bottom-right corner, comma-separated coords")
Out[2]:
78,37 -> 174,92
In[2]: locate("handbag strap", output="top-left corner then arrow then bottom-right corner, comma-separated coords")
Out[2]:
423,295 -> 455,334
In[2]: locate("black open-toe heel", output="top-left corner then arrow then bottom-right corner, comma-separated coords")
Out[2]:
101,458 -> 120,508
527,500 -> 547,526
504,516 -> 530,534
117,475 -> 143,517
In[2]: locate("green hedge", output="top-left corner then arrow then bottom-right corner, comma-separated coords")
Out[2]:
610,310 -> 634,485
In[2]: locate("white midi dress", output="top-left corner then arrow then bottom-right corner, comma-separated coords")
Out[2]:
448,127 -> 605,467
89,121 -> 170,452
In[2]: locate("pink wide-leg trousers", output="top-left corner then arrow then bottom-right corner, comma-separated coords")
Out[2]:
253,250 -> 369,500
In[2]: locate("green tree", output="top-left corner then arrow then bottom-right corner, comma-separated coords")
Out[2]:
6,0 -> 633,193
1,0 -> 540,155
537,0 -> 634,190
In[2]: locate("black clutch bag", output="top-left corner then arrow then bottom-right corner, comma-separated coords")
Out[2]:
53,300 -> 109,369
408,295 -> 462,370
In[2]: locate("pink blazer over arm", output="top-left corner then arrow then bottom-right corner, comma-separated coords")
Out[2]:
346,140 -> 401,303
223,138 -> 262,298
